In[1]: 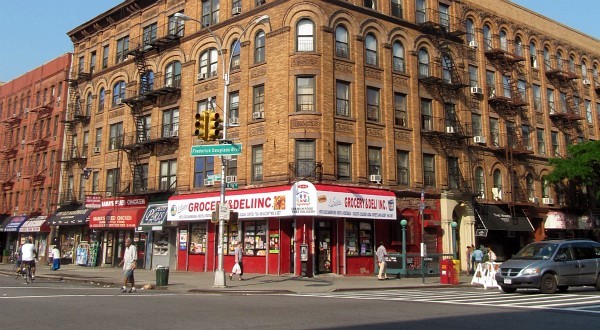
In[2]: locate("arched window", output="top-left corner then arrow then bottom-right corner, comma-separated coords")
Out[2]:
556,51 -> 564,70
514,36 -> 523,56
529,41 -> 537,68
493,169 -> 502,190
499,29 -> 508,51
442,54 -> 453,83
141,71 -> 154,93
165,61 -> 182,87
483,24 -> 492,50
418,48 -> 429,77
365,34 -> 378,66
254,31 -> 265,63
569,55 -> 576,73
465,18 -> 475,43
85,92 -> 93,116
199,49 -> 218,79
335,25 -> 349,58
581,60 -> 588,80
112,80 -> 126,106
543,46 -> 551,70
526,174 -> 534,199
475,167 -> 485,197
98,88 -> 105,112
231,40 -> 241,71
392,41 -> 405,72
297,19 -> 314,52
594,64 -> 599,80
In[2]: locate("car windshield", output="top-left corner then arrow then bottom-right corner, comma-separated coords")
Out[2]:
513,243 -> 558,260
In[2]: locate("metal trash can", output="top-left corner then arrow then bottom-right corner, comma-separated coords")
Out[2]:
156,266 -> 169,286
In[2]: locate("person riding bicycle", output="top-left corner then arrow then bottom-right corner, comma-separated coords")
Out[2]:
20,238 -> 37,280
14,249 -> 22,274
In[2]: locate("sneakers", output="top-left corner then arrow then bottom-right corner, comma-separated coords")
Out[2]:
229,274 -> 233,280
127,287 -> 136,293
120,287 -> 127,293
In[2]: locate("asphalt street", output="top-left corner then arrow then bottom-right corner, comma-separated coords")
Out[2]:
1,275 -> 600,329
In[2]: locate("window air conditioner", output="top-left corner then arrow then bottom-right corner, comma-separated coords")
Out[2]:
253,111 -> 264,120
582,79 -> 591,86
232,7 -> 242,15
542,197 -> 554,205
468,40 -> 478,49
470,87 -> 483,95
369,174 -> 382,182
204,179 -> 214,186
492,187 -> 502,200
24,108 -> 29,114
16,172 -> 21,178
228,117 -> 239,125
197,73 -> 206,80
93,147 -> 101,153
473,136 -> 486,144
106,191 -> 112,197
226,175 -> 238,183
171,130 -> 179,137
115,98 -> 123,105
446,126 -> 456,134
21,140 -> 26,145
12,113 -> 17,118
529,197 -> 539,204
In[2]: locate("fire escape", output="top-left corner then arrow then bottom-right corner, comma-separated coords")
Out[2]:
417,8 -> 471,193
0,116 -> 21,210
483,33 -> 532,213
545,55 -> 583,142
58,73 -> 90,206
119,22 -> 182,196
23,97 -> 55,188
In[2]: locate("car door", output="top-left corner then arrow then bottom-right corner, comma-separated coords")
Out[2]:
553,244 -> 579,285
572,242 -> 599,285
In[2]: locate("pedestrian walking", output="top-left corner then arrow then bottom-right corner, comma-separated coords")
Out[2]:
471,246 -> 484,276
52,246 -> 61,270
376,242 -> 388,280
118,238 -> 137,293
229,242 -> 244,280
487,246 -> 497,262
465,245 -> 472,275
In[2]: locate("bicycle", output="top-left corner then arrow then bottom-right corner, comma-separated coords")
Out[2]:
21,260 -> 34,284
10,255 -> 21,279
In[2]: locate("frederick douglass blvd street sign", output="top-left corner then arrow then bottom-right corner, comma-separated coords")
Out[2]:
191,143 -> 242,157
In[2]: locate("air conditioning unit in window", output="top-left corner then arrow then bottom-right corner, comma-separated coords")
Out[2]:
470,87 -> 483,95
256,0 -> 266,5
468,40 -> 478,49
16,172 -> 21,178
93,147 -> 101,153
228,117 -> 239,125
115,98 -> 123,105
492,187 -> 502,200
170,130 -> 179,137
24,108 -> 29,114
226,175 -> 237,183
253,111 -> 264,120
582,79 -> 591,86
369,174 -> 382,183
106,191 -> 112,197
542,197 -> 554,205
473,136 -> 486,144
197,73 -> 206,80
529,197 -> 539,204
204,179 -> 214,186
446,126 -> 456,134
21,140 -> 26,145
232,6 -> 242,15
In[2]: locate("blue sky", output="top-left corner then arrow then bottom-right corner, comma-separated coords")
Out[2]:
0,0 -> 598,82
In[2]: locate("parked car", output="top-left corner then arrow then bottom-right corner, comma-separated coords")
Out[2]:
495,239 -> 600,294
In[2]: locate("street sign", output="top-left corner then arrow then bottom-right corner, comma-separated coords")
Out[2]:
475,229 -> 488,237
226,182 -> 238,189
191,143 -> 242,157
219,204 -> 230,220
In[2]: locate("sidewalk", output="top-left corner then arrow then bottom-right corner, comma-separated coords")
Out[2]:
0,263 -> 474,294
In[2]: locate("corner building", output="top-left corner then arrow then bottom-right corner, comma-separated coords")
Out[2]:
64,0 -> 600,275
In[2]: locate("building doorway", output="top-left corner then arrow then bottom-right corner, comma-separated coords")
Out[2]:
315,220 -> 333,274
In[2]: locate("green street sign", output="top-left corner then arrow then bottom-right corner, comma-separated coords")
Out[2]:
191,143 -> 242,157
226,182 -> 238,189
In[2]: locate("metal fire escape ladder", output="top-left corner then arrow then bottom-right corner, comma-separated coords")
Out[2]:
546,63 -> 583,141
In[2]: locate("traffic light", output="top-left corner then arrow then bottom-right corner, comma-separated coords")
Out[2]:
194,111 -> 209,141
207,111 -> 223,141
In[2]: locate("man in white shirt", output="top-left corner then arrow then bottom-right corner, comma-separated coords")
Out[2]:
20,238 -> 37,279
118,238 -> 137,293
376,242 -> 388,280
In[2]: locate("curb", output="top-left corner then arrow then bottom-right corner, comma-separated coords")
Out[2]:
188,289 -> 294,295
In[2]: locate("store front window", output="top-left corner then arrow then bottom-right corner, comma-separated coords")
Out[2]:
346,221 -> 373,256
189,223 -> 207,254
243,220 -> 267,256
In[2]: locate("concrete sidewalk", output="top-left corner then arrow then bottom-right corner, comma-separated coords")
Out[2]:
0,263 -> 475,294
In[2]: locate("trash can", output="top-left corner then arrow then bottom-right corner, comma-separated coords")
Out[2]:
156,266 -> 169,286
440,259 -> 457,284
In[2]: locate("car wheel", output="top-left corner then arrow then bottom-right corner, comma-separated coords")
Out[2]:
500,286 -> 517,294
595,275 -> 600,291
557,285 -> 568,293
540,274 -> 557,294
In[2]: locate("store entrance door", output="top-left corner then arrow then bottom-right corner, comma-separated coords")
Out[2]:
315,220 -> 333,274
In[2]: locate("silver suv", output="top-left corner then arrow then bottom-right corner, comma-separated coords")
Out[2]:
495,239 -> 600,294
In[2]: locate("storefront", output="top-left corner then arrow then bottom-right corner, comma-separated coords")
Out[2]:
0,216 -> 28,254
89,196 -> 147,268
18,216 -> 51,264
48,207 -> 93,265
544,211 -> 595,240
137,203 -> 176,269
168,181 -> 396,276
474,203 -> 535,260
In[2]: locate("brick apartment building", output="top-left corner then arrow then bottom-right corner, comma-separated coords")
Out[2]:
0,54 -> 72,261
56,0 -> 600,275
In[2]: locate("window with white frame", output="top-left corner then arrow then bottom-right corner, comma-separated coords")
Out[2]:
197,97 -> 216,113
585,100 -> 593,123
547,88 -> 555,113
368,147 -> 382,177
112,81 -> 125,107
335,25 -> 349,58
143,23 -> 158,48
165,61 -> 182,88
418,48 -> 429,77
254,31 -> 265,63
493,169 -> 502,191
202,0 -> 220,26
252,145 -> 263,182
392,41 -> 405,72
95,128 -> 102,149
475,167 -> 485,197
295,140 -> 316,178
529,42 -> 537,68
102,45 -> 109,69
336,81 -> 350,117
168,13 -> 185,36
194,157 -> 214,187
542,177 -> 550,198
162,108 -> 179,138
106,168 -> 120,196
537,128 -> 545,155
366,87 -> 380,122
85,92 -> 93,116
394,93 -> 407,127
160,159 -> 177,190
365,34 -> 378,66
229,91 -> 239,122
253,85 -> 265,116
116,36 -> 129,64
297,19 -> 314,52
109,123 -> 123,150
296,76 -> 315,112
231,40 -> 240,71
199,49 -> 218,79
439,3 -> 450,30
98,88 -> 105,113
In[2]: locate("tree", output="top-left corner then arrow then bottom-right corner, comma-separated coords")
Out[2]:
546,140 -> 600,209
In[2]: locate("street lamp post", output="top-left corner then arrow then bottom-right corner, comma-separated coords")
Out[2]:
400,219 -> 407,276
451,221 -> 458,260
175,13 -> 269,287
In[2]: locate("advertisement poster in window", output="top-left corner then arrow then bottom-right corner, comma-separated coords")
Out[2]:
179,229 -> 187,251
269,233 -> 279,253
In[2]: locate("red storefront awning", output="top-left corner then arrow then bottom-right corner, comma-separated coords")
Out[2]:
19,216 -> 50,233
89,207 -> 146,229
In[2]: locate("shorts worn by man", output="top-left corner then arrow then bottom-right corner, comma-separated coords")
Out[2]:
118,238 -> 137,293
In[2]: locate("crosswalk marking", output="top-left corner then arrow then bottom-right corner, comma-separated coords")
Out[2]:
288,289 -> 600,315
